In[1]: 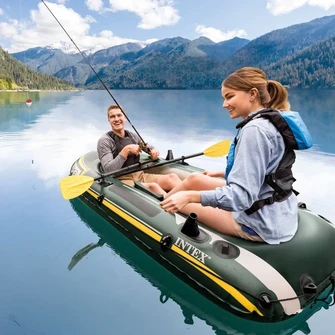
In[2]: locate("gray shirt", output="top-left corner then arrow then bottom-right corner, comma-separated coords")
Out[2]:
201,116 -> 298,244
97,131 -> 153,173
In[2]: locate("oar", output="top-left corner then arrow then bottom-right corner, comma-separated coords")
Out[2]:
60,140 -> 230,200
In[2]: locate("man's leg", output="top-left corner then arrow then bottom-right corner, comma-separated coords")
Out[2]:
138,172 -> 182,194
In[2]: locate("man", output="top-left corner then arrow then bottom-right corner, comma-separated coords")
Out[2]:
97,104 -> 181,194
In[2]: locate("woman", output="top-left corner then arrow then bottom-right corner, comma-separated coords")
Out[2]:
160,67 -> 312,244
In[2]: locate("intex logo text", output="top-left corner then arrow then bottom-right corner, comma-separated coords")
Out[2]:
175,237 -> 211,264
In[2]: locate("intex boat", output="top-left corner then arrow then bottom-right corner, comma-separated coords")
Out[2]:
69,197 -> 334,333
65,149 -> 335,322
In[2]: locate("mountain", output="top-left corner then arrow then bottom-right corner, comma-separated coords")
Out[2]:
221,15 -> 335,73
265,35 -> 335,88
86,37 -> 248,89
198,37 -> 249,61
53,42 -> 143,86
11,47 -> 81,75
0,47 -> 75,90
9,14 -> 335,89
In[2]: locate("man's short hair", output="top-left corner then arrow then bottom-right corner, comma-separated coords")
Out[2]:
107,104 -> 123,117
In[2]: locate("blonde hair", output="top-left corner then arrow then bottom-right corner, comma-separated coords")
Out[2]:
222,67 -> 290,111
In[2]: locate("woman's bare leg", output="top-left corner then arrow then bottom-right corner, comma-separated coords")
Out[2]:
166,173 -> 225,197
179,203 -> 239,236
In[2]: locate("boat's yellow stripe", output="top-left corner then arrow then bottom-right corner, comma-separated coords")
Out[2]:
85,185 -> 262,316
78,156 -> 88,175
87,189 -> 161,241
183,256 -> 263,314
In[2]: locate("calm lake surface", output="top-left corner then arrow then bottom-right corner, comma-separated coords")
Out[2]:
1,89 -> 334,335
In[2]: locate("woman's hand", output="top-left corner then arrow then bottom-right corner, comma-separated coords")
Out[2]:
202,170 -> 224,178
160,191 -> 201,214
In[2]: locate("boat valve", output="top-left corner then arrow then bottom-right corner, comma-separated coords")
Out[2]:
160,233 -> 173,251
181,213 -> 200,238
303,282 -> 317,295
165,149 -> 174,160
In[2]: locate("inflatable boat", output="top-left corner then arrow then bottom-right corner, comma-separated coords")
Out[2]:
69,197 -> 334,333
63,149 -> 335,322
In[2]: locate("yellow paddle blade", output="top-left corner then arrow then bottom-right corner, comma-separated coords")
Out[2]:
203,140 -> 231,157
59,175 -> 95,200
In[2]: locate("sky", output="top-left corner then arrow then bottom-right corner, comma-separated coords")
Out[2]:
1,0 -> 335,53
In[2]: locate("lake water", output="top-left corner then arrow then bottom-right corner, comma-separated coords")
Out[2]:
1,89 -> 334,334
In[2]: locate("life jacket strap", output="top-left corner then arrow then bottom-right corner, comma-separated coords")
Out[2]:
245,196 -> 276,215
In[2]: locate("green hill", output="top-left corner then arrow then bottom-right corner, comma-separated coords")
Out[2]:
265,35 -> 335,88
0,47 -> 75,90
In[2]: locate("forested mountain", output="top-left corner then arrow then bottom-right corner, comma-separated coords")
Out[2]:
8,14 -> 335,89
11,47 -> 81,75
0,48 -> 75,90
86,15 -> 335,89
265,35 -> 335,88
221,15 -> 335,73
53,42 -> 143,86
85,37 -> 249,89
197,37 -> 249,61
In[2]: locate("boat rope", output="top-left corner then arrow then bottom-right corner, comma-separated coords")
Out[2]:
159,234 -> 335,308
40,0 -> 149,151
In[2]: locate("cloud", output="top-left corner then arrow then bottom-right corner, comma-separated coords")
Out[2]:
0,1 -> 143,53
85,0 -> 104,12
0,19 -> 19,38
57,0 -> 68,4
195,25 -> 247,43
267,0 -> 335,15
0,8 -> 4,16
107,0 -> 180,29
144,38 -> 159,44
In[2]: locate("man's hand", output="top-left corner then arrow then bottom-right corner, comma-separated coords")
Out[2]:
123,144 -> 142,157
149,148 -> 160,160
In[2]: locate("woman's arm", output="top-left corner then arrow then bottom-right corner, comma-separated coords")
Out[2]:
201,125 -> 272,211
161,125 -> 273,213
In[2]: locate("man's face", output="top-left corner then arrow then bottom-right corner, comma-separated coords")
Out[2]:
108,108 -> 126,132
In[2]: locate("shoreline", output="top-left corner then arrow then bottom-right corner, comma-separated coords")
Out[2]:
0,89 -> 81,92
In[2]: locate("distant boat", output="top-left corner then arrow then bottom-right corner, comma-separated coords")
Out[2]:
26,99 -> 32,107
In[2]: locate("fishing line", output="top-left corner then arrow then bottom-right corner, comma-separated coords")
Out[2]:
41,0 -> 148,148
19,0 -> 35,169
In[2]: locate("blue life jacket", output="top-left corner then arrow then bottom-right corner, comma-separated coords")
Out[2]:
225,109 -> 312,215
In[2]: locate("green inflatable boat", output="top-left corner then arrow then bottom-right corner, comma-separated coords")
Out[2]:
69,197 -> 334,333
65,149 -> 335,323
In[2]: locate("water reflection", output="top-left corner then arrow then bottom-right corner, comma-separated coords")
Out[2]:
1,90 -> 334,223
289,90 -> 335,154
1,90 -> 335,334
69,198 -> 333,335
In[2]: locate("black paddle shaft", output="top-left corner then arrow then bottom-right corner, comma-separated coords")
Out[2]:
97,151 -> 204,181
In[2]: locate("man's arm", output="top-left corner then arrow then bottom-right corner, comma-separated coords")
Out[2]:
131,132 -> 154,154
97,134 -> 127,173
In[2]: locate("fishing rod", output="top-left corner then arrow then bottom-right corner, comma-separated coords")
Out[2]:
41,0 -> 148,147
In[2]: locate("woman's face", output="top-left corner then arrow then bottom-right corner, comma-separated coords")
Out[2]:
221,86 -> 258,119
